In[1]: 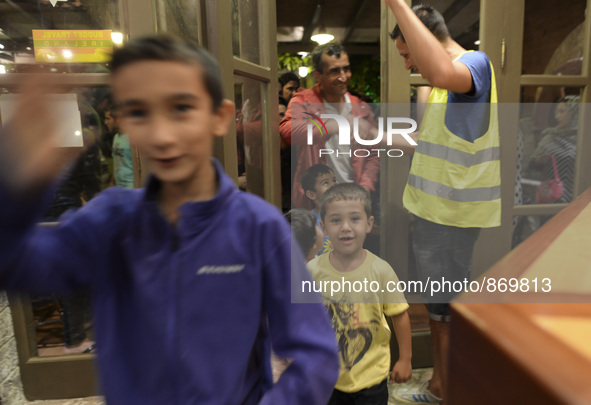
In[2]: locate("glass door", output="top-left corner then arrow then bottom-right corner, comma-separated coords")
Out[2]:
506,0 -> 591,248
1,1 -> 126,399
204,0 -> 281,206
379,0 -> 591,366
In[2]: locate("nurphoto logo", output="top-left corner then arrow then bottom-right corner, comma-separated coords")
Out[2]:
305,113 -> 418,158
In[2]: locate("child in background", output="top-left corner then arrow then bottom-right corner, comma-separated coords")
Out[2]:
269,208 -> 326,381
308,183 -> 412,404
285,208 -> 324,262
107,104 -> 135,189
301,163 -> 337,255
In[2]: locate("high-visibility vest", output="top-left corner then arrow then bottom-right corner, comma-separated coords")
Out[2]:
403,56 -> 501,228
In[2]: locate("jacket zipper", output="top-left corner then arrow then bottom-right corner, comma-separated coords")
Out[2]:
167,226 -> 181,403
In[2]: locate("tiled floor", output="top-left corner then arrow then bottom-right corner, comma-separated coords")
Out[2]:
26,368 -> 434,405
27,398 -> 104,405
388,368 -> 434,404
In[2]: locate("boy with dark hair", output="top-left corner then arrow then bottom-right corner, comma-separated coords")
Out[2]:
285,208 -> 324,262
0,34 -> 339,405
301,163 -> 337,256
384,1 -> 501,403
309,183 -> 412,405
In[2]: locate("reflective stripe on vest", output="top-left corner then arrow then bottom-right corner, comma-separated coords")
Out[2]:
418,141 -> 500,167
408,174 -> 501,202
403,54 -> 501,228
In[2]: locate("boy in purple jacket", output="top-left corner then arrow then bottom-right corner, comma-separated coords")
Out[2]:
0,35 -> 338,405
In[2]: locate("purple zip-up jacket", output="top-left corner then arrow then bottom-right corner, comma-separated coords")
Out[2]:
0,159 -> 339,405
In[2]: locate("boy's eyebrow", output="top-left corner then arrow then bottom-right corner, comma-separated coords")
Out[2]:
116,93 -> 201,109
169,93 -> 201,102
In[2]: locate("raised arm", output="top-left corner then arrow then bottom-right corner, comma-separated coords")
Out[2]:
0,79 -> 113,293
383,0 -> 473,93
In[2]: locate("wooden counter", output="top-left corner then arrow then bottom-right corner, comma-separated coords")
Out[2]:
449,189 -> 591,404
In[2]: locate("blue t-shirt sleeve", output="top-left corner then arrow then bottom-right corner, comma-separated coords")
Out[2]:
444,51 -> 493,142
454,51 -> 491,101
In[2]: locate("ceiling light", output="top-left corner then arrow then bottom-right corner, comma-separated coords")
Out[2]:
311,33 -> 334,45
298,66 -> 309,77
297,51 -> 309,57
111,32 -> 123,45
0,65 -> 6,74
474,40 -> 481,45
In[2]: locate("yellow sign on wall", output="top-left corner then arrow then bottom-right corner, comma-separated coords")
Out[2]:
33,30 -> 113,63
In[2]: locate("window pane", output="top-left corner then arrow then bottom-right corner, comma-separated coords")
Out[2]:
234,75 -> 265,198
516,88 -> 582,205
231,0 -> 260,64
0,85 -> 127,356
0,1 -> 121,73
522,0 -> 585,75
154,0 -> 200,43
512,214 -> 555,248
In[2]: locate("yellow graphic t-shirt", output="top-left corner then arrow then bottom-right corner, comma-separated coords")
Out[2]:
307,251 -> 409,392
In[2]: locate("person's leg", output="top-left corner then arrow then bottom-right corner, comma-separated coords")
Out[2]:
61,291 -> 87,348
62,290 -> 94,354
353,380 -> 388,405
426,314 -> 449,399
393,217 -> 478,404
426,223 -> 480,401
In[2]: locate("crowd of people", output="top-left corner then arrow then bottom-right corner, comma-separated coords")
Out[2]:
2,0 -> 578,404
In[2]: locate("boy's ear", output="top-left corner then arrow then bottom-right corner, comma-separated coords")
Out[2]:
366,215 -> 375,234
212,99 -> 235,138
305,189 -> 317,201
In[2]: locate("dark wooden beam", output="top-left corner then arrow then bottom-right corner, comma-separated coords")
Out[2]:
302,1 -> 322,43
454,20 -> 479,48
278,42 -> 379,55
342,0 -> 372,44
442,0 -> 474,23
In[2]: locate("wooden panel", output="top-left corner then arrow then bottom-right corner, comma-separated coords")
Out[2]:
450,303 -> 591,405
450,188 -> 591,404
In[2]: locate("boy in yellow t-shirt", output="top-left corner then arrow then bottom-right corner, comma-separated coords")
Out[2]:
308,183 -> 412,404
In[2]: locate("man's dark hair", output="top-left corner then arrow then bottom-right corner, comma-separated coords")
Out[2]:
301,164 -> 334,193
279,72 -> 300,87
285,209 -> 318,258
320,183 -> 372,221
390,4 -> 450,43
110,34 -> 223,111
311,43 -> 346,73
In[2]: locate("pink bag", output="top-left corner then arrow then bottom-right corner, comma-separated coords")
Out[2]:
535,155 -> 563,204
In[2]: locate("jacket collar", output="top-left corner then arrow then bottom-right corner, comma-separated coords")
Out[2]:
143,158 -> 237,226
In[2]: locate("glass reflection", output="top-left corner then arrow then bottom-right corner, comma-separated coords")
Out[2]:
516,90 -> 582,206
0,0 -> 120,73
153,0 -> 200,42
234,76 -> 264,198
512,215 -> 555,248
231,0 -> 260,64
1,86 -> 130,356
